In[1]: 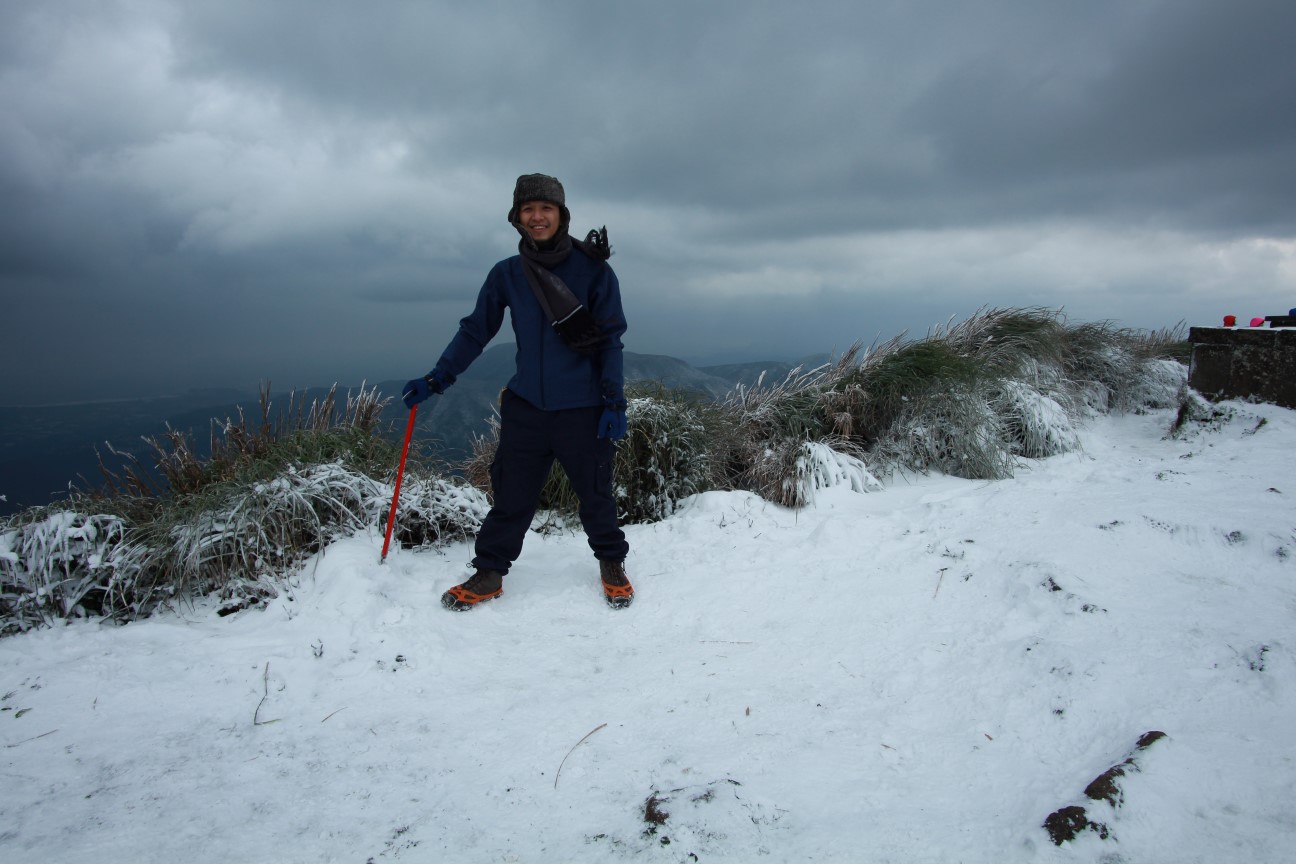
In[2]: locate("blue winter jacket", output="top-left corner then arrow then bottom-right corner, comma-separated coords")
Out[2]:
431,246 -> 627,410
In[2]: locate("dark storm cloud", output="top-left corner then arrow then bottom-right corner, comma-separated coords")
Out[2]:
904,0 -> 1296,233
1,0 -> 1293,405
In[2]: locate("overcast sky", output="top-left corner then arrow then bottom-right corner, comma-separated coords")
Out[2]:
3,0 -> 1294,405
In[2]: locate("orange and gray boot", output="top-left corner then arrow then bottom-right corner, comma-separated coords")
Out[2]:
441,569 -> 504,611
600,560 -> 634,609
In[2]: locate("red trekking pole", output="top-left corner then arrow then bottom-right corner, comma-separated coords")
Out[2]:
380,404 -> 418,563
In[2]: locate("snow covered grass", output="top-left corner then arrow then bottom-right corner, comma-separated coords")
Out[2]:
0,461 -> 489,633
0,511 -> 127,633
721,307 -> 1186,489
0,385 -> 485,632
113,461 -> 389,616
382,473 -> 490,550
2,400 -> 1293,862
613,390 -> 717,523
2,308 -> 1189,632
95,383 -> 393,499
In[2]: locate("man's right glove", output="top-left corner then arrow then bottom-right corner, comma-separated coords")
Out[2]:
402,369 -> 449,409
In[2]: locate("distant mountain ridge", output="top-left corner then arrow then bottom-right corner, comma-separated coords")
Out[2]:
0,347 -> 814,516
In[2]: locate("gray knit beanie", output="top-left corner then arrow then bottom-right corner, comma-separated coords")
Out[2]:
508,173 -> 569,227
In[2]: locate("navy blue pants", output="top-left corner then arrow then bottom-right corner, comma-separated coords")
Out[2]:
472,390 -> 628,574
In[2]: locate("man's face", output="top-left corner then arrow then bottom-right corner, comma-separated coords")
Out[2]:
518,200 -> 561,243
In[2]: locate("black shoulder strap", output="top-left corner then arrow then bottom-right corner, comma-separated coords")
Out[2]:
520,257 -> 582,325
518,257 -> 610,356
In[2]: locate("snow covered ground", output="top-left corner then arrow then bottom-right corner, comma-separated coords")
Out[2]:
3,401 -> 1294,863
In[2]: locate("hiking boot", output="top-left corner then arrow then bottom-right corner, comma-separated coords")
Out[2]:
600,560 -> 634,609
441,568 -> 504,611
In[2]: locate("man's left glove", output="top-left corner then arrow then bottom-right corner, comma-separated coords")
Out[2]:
597,392 -> 628,440
402,369 -> 448,409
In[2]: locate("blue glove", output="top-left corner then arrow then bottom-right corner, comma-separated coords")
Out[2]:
401,370 -> 447,409
597,393 -> 627,440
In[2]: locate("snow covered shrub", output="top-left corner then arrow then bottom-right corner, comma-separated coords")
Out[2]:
383,472 -> 490,549
995,379 -> 1082,458
724,351 -> 861,443
748,438 -> 882,508
845,309 -> 1188,477
1,380 -> 486,630
0,509 -> 127,634
741,438 -> 807,509
1067,343 -> 1132,413
930,308 -> 1187,416
1066,322 -> 1187,413
111,461 -> 386,612
849,338 -> 983,446
1123,358 -> 1188,411
719,348 -> 881,503
461,416 -> 501,496
940,307 -> 1073,374
797,441 -> 883,499
613,393 -> 717,523
872,386 -> 1017,480
90,460 -> 488,618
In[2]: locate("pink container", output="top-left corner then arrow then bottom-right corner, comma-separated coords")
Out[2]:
1250,317 -> 1265,327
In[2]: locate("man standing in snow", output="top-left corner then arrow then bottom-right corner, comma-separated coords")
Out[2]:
401,173 -> 633,610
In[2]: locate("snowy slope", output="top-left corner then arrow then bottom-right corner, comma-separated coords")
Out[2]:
2,402 -> 1294,863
